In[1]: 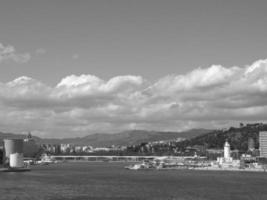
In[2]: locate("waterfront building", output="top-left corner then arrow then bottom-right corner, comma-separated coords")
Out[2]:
60,144 -> 72,153
248,137 -> 255,152
3,139 -> 25,168
259,131 -> 267,157
215,140 -> 240,168
230,149 -> 239,159
4,139 -> 23,158
82,146 -> 93,153
205,149 -> 223,160
74,146 -> 82,153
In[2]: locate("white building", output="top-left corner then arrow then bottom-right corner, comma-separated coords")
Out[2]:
215,140 -> 240,168
224,140 -> 231,160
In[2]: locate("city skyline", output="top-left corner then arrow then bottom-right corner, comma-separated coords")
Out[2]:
0,0 -> 267,137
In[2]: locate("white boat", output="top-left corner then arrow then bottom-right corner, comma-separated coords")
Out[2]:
36,154 -> 57,165
125,162 -> 152,170
125,164 -> 142,170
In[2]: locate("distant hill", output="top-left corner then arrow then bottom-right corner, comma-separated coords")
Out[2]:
176,123 -> 267,152
0,129 -> 211,147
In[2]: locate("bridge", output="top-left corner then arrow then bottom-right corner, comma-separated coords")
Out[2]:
50,155 -> 157,162
50,155 -> 205,162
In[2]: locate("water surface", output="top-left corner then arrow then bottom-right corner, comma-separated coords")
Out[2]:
1,162 -> 267,200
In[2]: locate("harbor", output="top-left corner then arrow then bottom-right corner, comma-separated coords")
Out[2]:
125,140 -> 267,172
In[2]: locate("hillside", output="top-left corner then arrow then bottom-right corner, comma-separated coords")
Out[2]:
0,129 -> 211,147
176,123 -> 267,152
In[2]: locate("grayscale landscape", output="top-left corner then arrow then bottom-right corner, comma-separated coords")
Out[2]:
1,0 -> 267,200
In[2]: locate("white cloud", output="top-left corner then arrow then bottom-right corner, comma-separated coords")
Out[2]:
1,58 -> 267,137
0,43 -> 31,63
55,74 -> 144,98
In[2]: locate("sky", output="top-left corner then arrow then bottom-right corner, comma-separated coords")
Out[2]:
0,0 -> 267,138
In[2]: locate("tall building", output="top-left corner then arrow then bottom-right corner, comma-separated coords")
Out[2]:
259,131 -> 267,157
248,137 -> 255,151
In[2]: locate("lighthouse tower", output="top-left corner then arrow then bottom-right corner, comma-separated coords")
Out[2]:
224,140 -> 231,160
217,140 -> 236,167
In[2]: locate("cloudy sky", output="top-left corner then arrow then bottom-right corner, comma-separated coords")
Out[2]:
0,0 -> 267,138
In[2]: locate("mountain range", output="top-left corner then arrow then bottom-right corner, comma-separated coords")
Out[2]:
0,129 -> 211,147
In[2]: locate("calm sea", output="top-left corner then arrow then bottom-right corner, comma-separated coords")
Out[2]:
1,162 -> 267,200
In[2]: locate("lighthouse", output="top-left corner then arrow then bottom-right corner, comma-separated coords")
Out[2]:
216,140 -> 238,168
224,140 -> 231,160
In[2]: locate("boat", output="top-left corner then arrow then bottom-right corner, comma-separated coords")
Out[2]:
36,154 -> 58,165
125,164 -> 143,170
125,161 -> 154,170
